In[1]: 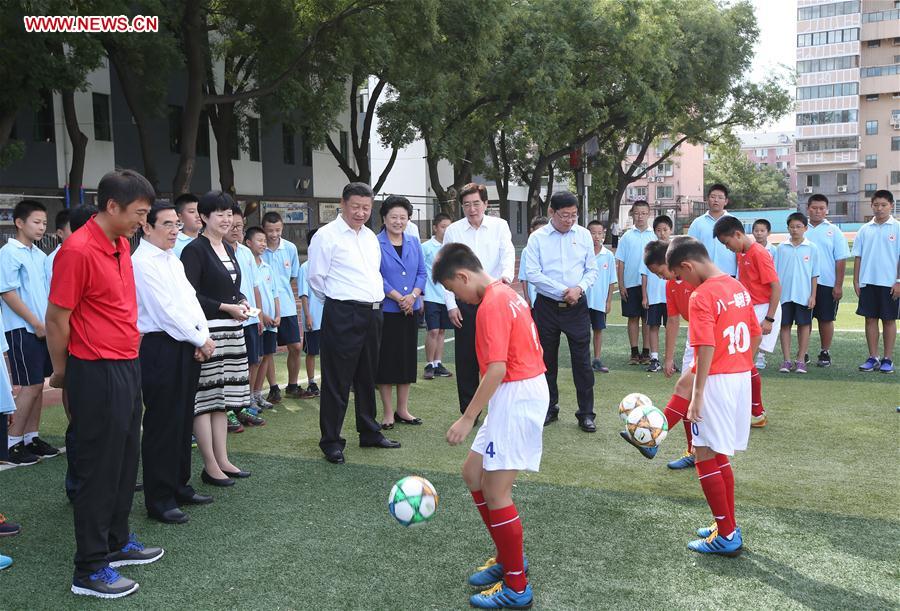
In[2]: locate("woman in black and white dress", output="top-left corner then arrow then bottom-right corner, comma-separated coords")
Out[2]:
181,191 -> 252,486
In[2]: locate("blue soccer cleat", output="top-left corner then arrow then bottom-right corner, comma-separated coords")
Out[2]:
688,529 -> 743,557
0,554 -> 11,570
859,357 -> 879,372
667,451 -> 695,470
469,582 -> 533,609
697,524 -> 742,538
468,556 -> 529,588
619,431 -> 658,459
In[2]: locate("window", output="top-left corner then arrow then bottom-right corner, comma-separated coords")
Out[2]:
626,143 -> 642,156
754,148 -> 767,157
657,161 -> 674,176
866,120 -> 878,135
797,82 -> 859,100
797,28 -> 858,47
302,129 -> 313,166
862,8 -> 900,23
339,130 -> 349,161
866,94 -> 880,101
656,138 -> 672,155
248,117 -> 260,162
776,161 -> 789,170
796,109 -> 858,126
806,174 -> 821,187
757,162 -> 769,169
891,171 -> 900,185
892,136 -> 900,151
628,186 -> 648,200
837,172 -> 848,187
861,64 -> 900,78
656,185 -> 674,200
775,147 -> 789,157
282,124 -> 295,165
864,183 -> 877,197
796,55 -> 857,74
798,1 -> 859,20
92,93 -> 111,141
832,201 -> 850,216
168,105 -> 182,154
867,40 -> 881,48
33,90 -> 54,143
865,154 -> 877,168
196,111 -> 209,157
796,136 -> 859,152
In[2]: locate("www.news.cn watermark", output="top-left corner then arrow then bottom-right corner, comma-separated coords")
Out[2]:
23,15 -> 158,33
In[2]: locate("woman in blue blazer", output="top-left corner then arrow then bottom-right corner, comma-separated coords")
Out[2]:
376,196 -> 427,429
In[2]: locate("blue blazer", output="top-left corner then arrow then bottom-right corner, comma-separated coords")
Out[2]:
378,230 -> 427,313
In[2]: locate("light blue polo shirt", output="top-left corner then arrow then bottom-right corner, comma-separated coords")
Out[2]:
262,238 -> 300,317
0,238 -> 49,333
586,247 -> 616,312
614,226 -> 655,288
255,259 -> 279,331
235,243 -> 259,327
518,247 -> 537,306
640,262 -> 667,305
765,243 -> 777,259
298,260 -> 323,331
775,238 -> 821,305
0,312 -> 12,414
851,216 -> 900,288
46,243 -> 61,283
173,232 -> 195,258
421,237 -> 446,304
688,212 -> 737,276
806,220 -> 850,288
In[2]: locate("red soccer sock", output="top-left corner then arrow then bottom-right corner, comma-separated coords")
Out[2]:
750,366 -> 764,417
696,458 -> 735,538
489,504 -> 528,592
715,454 -> 735,526
665,395 -> 692,451
682,420 -> 693,452
471,490 -> 492,530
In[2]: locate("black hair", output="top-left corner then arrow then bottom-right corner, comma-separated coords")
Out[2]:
666,235 -> 710,269
643,240 -> 669,268
530,216 -> 549,230
712,215 -> 745,238
752,218 -> 771,232
174,192 -> 199,214
433,212 -> 452,226
262,211 -> 283,225
244,226 -> 265,242
306,227 -> 318,247
707,183 -> 729,199
342,182 -> 374,201
631,200 -> 650,211
549,190 -> 578,211
432,243 -> 483,284
54,209 -> 70,231
653,215 -> 673,230
69,204 -> 99,233
807,193 -> 828,206
13,199 -> 46,223
587,220 -> 604,229
380,194 -> 413,221
147,202 -> 176,227
197,191 -> 235,218
97,169 -> 155,212
231,204 -> 243,217
787,212 -> 808,227
872,189 -> 894,204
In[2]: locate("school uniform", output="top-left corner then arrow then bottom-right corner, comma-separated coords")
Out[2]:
298,260 -> 324,356
806,219 -> 850,322
421,237 -> 452,329
255,258 -> 279,355
765,243 -> 777,259
688,211 -> 738,276
262,238 -> 301,346
586,247 -> 616,331
614,226 -> 655,318
0,315 -> 16,462
173,231 -> 195,258
852,215 -> 900,320
235,243 -> 262,365
641,262 -> 668,327
46,243 -> 61,282
775,239 -> 820,327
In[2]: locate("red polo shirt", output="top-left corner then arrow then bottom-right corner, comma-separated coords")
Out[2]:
49,217 -> 140,360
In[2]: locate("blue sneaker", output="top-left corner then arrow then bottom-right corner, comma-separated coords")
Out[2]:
879,358 -> 894,373
468,556 -> 529,587
71,567 -> 139,598
667,451 -> 696,470
859,357 -> 879,372
469,582 -> 533,609
688,529 -> 743,557
108,533 -> 164,567
618,430 -> 658,459
0,554 -> 11,570
697,523 -> 742,538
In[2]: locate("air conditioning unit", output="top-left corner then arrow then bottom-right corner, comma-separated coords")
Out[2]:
803,187 -> 814,194
837,185 -> 848,193
656,176 -> 666,183
892,119 -> 900,129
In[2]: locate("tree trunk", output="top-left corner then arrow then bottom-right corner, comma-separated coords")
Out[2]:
488,131 -> 511,221
372,146 -> 398,194
172,0 -> 206,196
61,89 -> 88,194
0,111 -> 17,154
545,161 -> 554,204
209,102 -> 236,196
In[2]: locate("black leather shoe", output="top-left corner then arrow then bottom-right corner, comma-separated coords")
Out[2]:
325,450 -> 345,464
148,507 -> 189,524
178,492 -> 214,505
222,469 -> 251,479
200,470 -> 235,487
544,409 -> 559,426
360,438 -> 401,449
579,417 -> 597,433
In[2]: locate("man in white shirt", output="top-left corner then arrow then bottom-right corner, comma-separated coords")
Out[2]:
441,182 -> 515,414
308,182 -> 400,464
133,203 -> 216,524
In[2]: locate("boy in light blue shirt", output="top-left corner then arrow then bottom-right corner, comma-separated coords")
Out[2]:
422,214 -> 455,379
298,229 -> 323,398
586,221 -> 616,373
687,183 -> 737,276
518,216 -> 549,308
615,200 -> 655,364
751,219 -> 777,259
46,209 -> 72,283
852,190 -> 899,373
775,212 -> 820,374
641,216 -> 672,373
0,200 -> 57,464
246,227 -> 282,404
173,193 -> 202,258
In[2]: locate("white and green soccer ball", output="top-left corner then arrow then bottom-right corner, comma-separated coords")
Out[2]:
618,392 -> 654,422
626,405 -> 669,448
388,476 -> 439,526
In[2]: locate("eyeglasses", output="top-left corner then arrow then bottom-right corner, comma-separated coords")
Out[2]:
160,221 -> 181,230
555,211 -> 578,221
461,201 -> 484,210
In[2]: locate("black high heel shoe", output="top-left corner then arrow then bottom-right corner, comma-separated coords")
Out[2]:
201,470 -> 235,487
222,469 -> 251,479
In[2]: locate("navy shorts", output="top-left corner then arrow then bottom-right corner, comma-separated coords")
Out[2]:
589,308 -> 607,331
812,284 -> 839,322
647,303 -> 668,327
621,286 -> 647,320
262,330 -> 278,356
424,301 -> 452,331
856,285 -> 899,321
277,315 -> 302,346
5,329 -> 53,386
781,301 -> 813,327
303,330 -> 321,356
244,325 -> 262,365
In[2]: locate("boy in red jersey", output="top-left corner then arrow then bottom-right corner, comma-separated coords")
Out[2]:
714,216 -> 782,428
434,243 -> 548,609
666,236 -> 761,556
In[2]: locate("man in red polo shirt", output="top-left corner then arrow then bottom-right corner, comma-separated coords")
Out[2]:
46,170 -> 164,600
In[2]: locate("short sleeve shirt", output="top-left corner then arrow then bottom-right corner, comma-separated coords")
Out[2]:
640,262 -> 667,305
298,260 -> 324,331
775,239 -> 820,305
666,279 -> 695,319
475,282 -> 546,382
235,244 -> 259,327
263,238 -> 300,317
0,238 -> 49,333
688,212 -> 738,276
737,242 -> 779,306
614,227 -> 655,288
586,248 -> 616,312
421,238 -> 446,304
806,220 -> 850,288
851,217 -> 900,288
689,275 -> 761,375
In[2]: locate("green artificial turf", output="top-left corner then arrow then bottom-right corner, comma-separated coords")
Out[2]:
0,263 -> 897,609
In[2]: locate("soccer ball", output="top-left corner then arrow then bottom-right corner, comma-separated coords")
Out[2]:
626,405 -> 669,447
618,392 -> 653,422
388,476 -> 438,526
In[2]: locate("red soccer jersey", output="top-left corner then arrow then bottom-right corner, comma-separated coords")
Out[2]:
737,242 -> 778,305
666,279 -> 695,320
475,281 -> 546,382
689,275 -> 761,375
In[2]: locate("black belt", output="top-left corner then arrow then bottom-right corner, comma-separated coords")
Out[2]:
537,293 -> 585,309
329,298 -> 381,310
142,331 -> 170,338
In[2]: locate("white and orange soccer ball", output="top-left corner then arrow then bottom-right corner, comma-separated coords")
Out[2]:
618,392 -> 654,422
625,405 -> 669,448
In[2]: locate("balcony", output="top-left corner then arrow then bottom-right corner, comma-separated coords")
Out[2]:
861,10 -> 900,41
795,150 -> 859,166
860,72 -> 900,95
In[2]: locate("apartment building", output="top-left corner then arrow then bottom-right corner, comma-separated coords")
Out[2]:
738,131 -> 797,192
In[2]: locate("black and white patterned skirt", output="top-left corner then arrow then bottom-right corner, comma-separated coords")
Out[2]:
193,317 -> 252,416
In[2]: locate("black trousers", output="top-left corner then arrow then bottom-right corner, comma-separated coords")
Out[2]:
453,301 -> 480,414
533,295 -> 595,419
67,356 -> 142,578
140,333 -> 201,514
318,299 -> 385,453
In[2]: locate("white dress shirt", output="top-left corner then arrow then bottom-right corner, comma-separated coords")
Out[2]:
133,239 -> 210,347
308,214 -> 384,302
442,214 -> 515,310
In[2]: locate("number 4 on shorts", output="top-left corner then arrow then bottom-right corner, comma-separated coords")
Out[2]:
485,442 -> 496,458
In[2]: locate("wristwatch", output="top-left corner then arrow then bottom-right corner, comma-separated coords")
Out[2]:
764,316 -> 775,323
